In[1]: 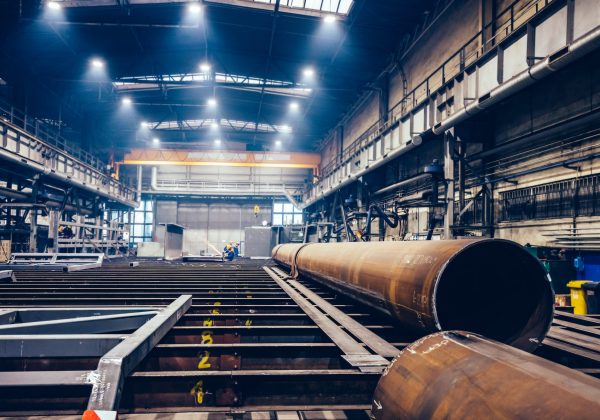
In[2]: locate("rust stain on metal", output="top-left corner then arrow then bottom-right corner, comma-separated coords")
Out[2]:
371,331 -> 600,419
273,240 -> 553,351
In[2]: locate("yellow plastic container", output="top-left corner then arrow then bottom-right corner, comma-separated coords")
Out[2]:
567,280 -> 591,315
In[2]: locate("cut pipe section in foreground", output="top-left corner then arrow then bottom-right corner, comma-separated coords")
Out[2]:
371,331 -> 600,420
272,239 -> 553,352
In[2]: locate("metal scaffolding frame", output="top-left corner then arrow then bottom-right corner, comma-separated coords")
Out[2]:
0,252 -> 105,272
0,295 -> 192,418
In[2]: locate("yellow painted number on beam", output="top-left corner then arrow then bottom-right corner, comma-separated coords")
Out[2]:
201,331 -> 213,345
197,350 -> 211,369
210,301 -> 221,315
190,380 -> 204,405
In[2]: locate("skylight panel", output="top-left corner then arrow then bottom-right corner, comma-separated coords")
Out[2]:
147,118 -> 293,134
115,72 -> 299,88
205,0 -> 353,16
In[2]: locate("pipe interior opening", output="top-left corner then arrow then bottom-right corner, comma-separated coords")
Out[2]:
435,241 -> 553,346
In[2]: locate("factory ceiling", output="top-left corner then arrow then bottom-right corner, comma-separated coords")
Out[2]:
0,0 -> 436,154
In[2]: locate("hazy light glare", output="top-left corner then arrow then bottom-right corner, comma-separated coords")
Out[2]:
207,98 -> 217,107
85,57 -> 109,83
140,121 -> 149,129
187,2 -> 202,14
200,62 -> 211,72
211,122 -> 219,129
214,138 -> 221,146
47,1 -> 61,10
121,97 -> 132,106
152,137 -> 160,144
289,101 -> 299,111
323,15 -> 336,23
281,125 -> 291,133
303,67 -> 315,78
91,58 -> 105,69
275,140 -> 282,147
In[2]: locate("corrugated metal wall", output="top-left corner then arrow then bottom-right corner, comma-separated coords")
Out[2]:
154,200 -> 273,255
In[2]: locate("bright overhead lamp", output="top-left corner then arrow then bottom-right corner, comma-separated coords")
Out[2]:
281,124 -> 291,133
323,15 -> 337,23
289,101 -> 299,111
187,2 -> 202,14
90,58 -> 105,68
140,121 -> 149,129
152,137 -> 160,144
214,138 -> 222,146
121,97 -> 132,106
211,121 -> 219,129
207,98 -> 217,107
47,1 -> 62,10
303,67 -> 315,78
275,140 -> 282,147
200,62 -> 211,72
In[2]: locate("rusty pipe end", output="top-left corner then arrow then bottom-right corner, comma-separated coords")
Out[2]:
431,239 -> 554,352
372,330 -> 600,420
271,244 -> 283,259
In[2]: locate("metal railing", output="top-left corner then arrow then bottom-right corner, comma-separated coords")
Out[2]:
0,98 -> 107,172
0,99 -> 137,205
152,179 -> 305,195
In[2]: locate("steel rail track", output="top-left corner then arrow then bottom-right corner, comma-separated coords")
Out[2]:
0,261 -> 408,418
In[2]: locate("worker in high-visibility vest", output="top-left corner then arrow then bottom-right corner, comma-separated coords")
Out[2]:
224,242 -> 235,261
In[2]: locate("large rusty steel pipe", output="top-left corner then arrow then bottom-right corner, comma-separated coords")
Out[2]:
371,331 -> 600,419
272,239 -> 553,351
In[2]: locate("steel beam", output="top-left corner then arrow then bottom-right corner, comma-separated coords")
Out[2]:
0,310 -> 17,325
263,267 -> 389,371
0,334 -> 124,358
86,294 -> 192,413
269,266 -> 399,358
0,370 -> 93,387
122,149 -> 320,169
0,311 -> 157,334
0,307 -> 161,323
0,270 -> 15,283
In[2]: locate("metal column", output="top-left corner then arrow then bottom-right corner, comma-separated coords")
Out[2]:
444,130 -> 455,239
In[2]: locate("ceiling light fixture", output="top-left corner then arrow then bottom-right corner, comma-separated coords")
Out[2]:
90,58 -> 105,68
289,101 -> 299,111
121,97 -> 132,106
214,138 -> 222,146
47,1 -> 62,10
275,140 -> 282,147
211,122 -> 219,129
187,3 -> 202,14
152,137 -> 160,144
323,15 -> 337,23
207,98 -> 217,107
200,62 -> 211,72
140,121 -> 149,129
303,67 -> 315,78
